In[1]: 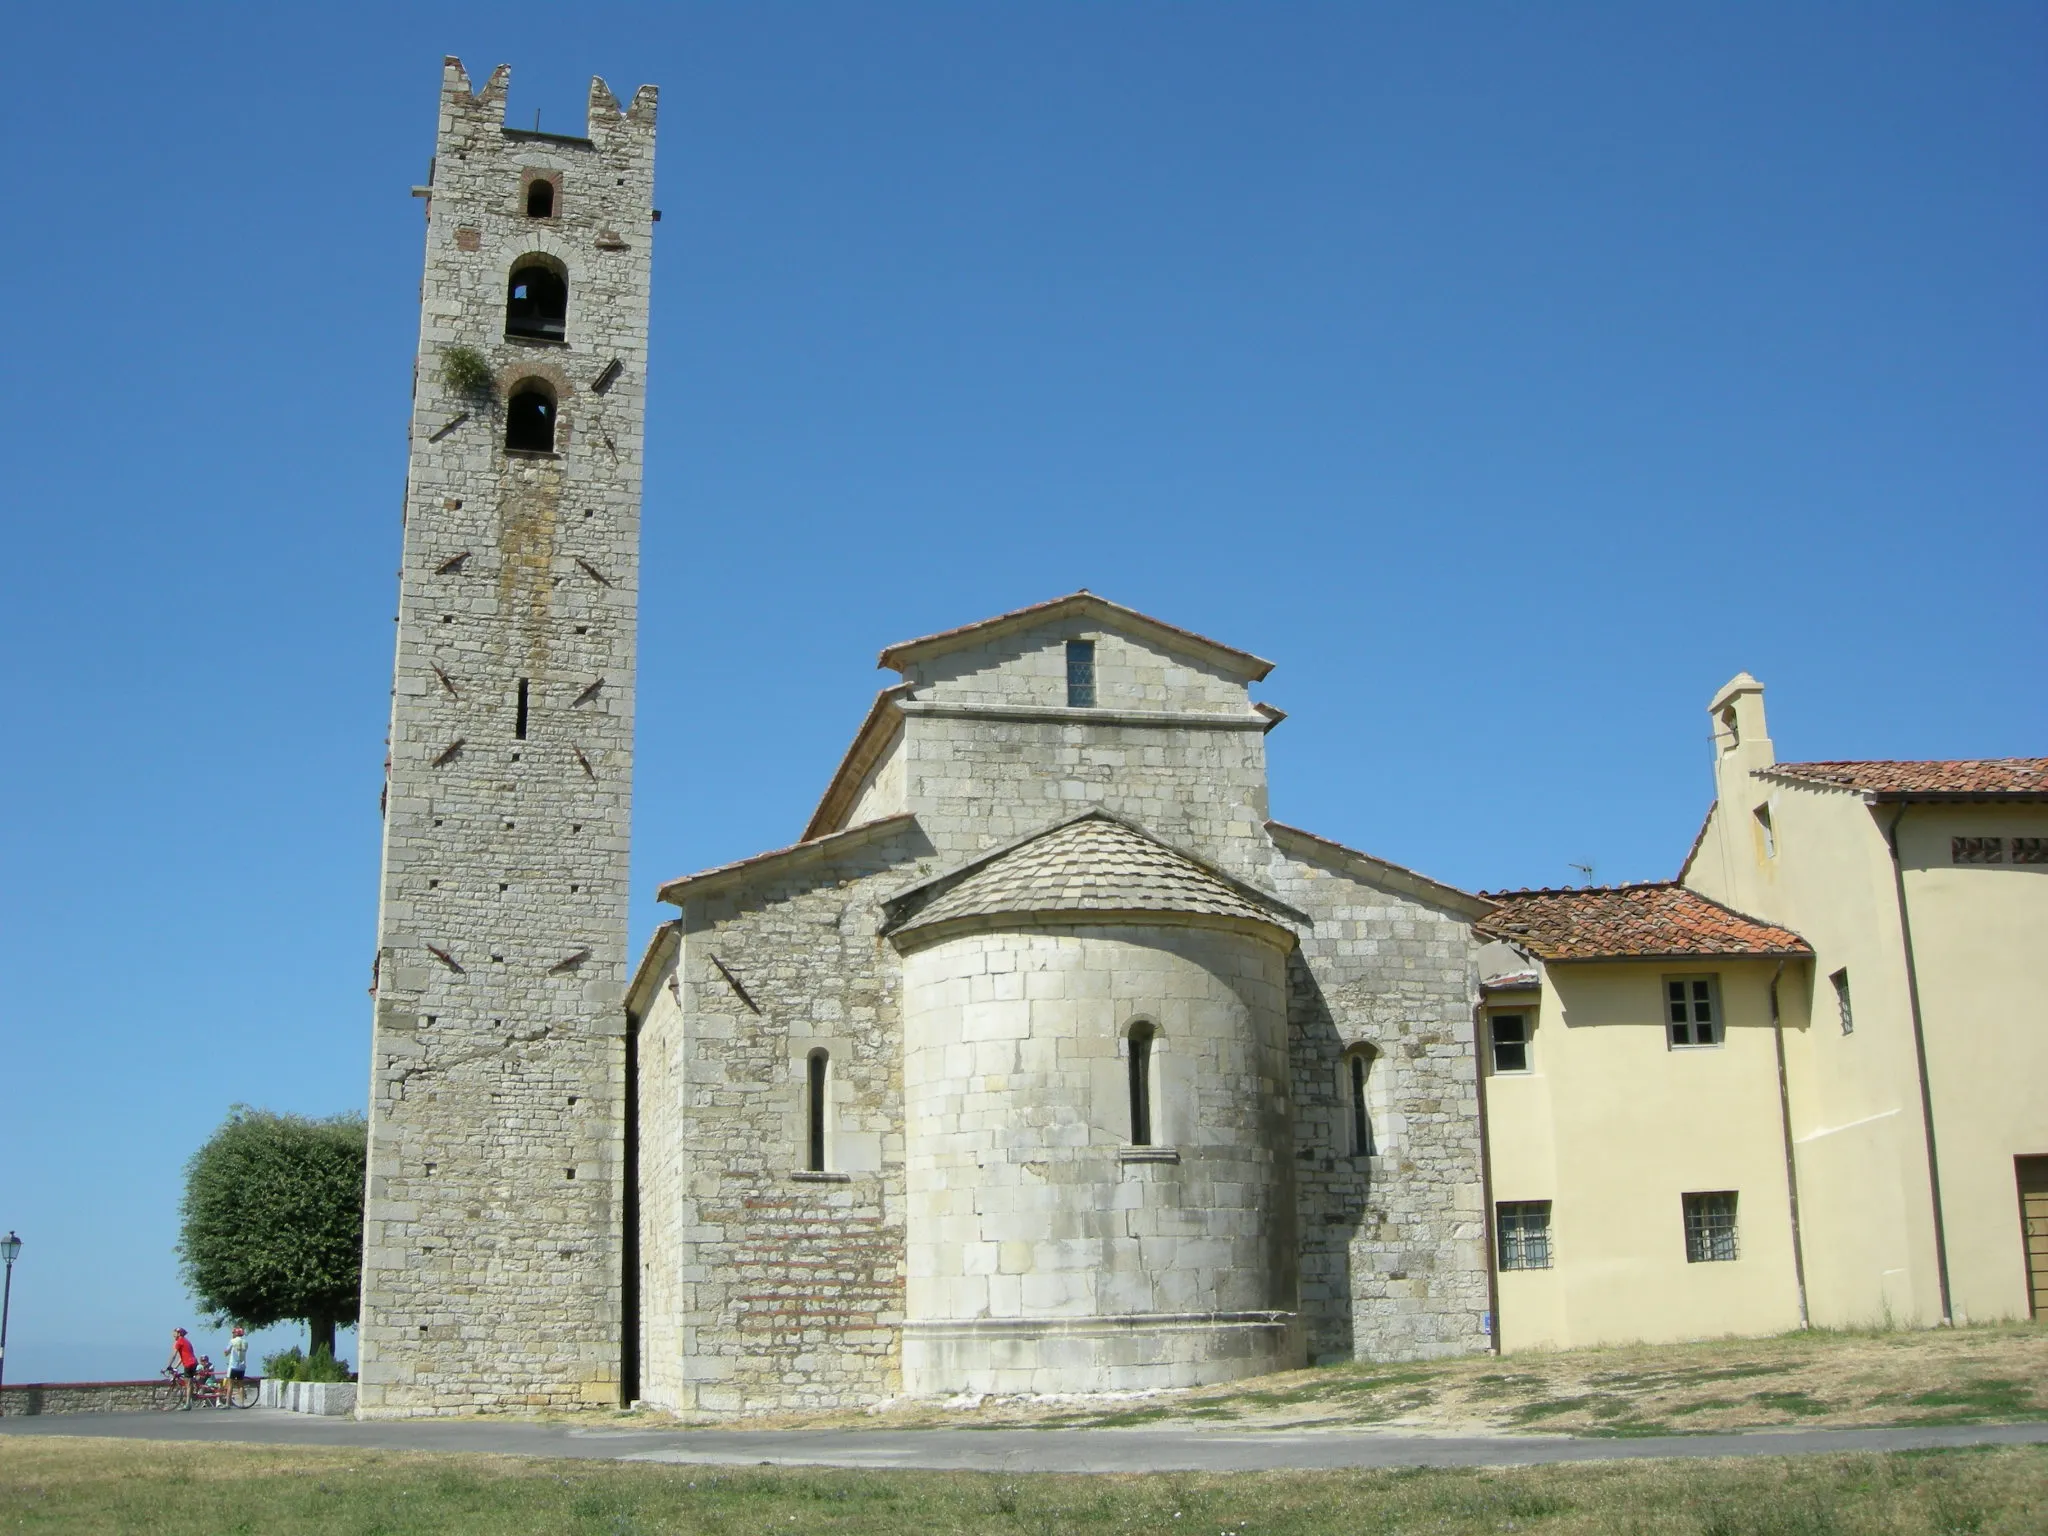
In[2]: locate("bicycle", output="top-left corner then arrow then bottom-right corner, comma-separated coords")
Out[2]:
150,1366 -> 193,1412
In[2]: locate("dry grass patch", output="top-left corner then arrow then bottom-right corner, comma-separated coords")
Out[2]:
2,1436 -> 2044,1535
624,1319 -> 2048,1436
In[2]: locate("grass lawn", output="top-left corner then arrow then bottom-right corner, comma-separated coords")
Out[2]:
691,1319 -> 2048,1438
2,1439 -> 2045,1535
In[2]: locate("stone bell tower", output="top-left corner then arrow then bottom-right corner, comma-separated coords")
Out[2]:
359,58 -> 657,1416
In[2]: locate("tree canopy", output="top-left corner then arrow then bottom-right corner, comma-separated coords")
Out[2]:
178,1106 -> 366,1357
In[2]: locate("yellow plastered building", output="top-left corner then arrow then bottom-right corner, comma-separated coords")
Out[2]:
1477,677 -> 2047,1349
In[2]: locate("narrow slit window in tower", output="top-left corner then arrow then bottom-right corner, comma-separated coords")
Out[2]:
526,179 -> 555,218
506,381 -> 556,453
514,678 -> 529,740
506,261 -> 568,341
806,1049 -> 829,1172
1066,639 -> 1096,708
1127,1021 -> 1155,1146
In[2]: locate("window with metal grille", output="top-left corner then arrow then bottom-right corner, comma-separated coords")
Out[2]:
1066,639 -> 1096,708
1683,1191 -> 1739,1263
1830,968 -> 1853,1035
1666,976 -> 1721,1048
1490,1013 -> 1530,1073
2014,837 -> 2048,865
1953,836 -> 2005,865
1496,1201 -> 1553,1271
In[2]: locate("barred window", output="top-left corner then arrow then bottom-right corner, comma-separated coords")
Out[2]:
2009,837 -> 2047,865
1666,976 -> 1721,1048
1830,968 -> 1853,1035
1497,1201 -> 1553,1271
1066,640 -> 1096,708
1953,836 -> 2004,865
1683,1191 -> 1739,1263
1490,1013 -> 1530,1074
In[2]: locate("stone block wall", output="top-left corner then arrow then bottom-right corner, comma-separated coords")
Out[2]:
360,59 -> 656,1416
898,922 -> 1303,1395
899,617 -> 1255,716
1266,837 -> 1493,1363
636,824 -> 928,1414
0,1381 -> 163,1416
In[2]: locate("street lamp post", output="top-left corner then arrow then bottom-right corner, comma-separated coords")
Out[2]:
0,1231 -> 20,1415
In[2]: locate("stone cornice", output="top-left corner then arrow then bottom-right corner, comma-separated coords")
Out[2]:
898,700 -> 1271,731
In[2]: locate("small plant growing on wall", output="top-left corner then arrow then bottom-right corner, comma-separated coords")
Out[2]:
442,345 -> 495,399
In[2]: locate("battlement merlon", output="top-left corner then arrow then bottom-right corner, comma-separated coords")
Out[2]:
437,57 -> 657,153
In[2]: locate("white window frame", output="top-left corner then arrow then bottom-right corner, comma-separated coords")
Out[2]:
1488,1012 -> 1533,1075
1664,974 -> 1722,1049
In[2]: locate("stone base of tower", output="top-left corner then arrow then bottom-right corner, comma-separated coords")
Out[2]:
902,1311 -> 1302,1397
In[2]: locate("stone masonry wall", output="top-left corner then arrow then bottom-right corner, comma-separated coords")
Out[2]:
1265,844 -> 1492,1363
901,711 -> 1273,887
637,824 -> 931,1414
360,60 -> 657,1415
901,617 -> 1255,715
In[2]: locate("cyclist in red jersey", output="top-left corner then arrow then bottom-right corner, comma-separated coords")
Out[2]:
166,1327 -> 198,1409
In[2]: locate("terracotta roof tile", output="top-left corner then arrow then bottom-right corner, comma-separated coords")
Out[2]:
1475,884 -> 1809,962
1761,759 -> 2048,797
891,815 -> 1292,937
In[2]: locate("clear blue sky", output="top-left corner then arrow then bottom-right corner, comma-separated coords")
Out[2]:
1,3 -> 2041,1382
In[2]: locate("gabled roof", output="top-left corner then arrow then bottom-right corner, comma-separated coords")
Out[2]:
883,811 -> 1302,942
877,592 -> 1275,682
656,813 -> 919,906
1759,759 -> 2048,799
1674,800 -> 1717,882
1264,821 -> 1496,921
1475,884 -> 1810,963
802,684 -> 910,842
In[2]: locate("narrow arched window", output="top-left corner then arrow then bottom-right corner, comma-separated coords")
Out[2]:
1127,1021 -> 1155,1147
526,179 -> 555,218
505,380 -> 557,453
1347,1047 -> 1376,1158
506,260 -> 568,341
806,1049 -> 829,1172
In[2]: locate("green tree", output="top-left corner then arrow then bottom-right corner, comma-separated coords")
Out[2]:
178,1107 -> 366,1358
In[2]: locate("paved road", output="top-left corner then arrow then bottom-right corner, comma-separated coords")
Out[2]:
4,1411 -> 2045,1472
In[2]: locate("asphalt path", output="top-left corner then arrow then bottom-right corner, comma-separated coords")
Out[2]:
4,1411 -> 2046,1472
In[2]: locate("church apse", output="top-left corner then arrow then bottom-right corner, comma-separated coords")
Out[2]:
628,594 -> 1494,1414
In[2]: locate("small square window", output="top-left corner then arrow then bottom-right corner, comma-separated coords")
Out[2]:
1666,976 -> 1722,1048
1489,1013 -> 1530,1074
1830,968 -> 1853,1035
1496,1201 -> 1553,1270
1953,836 -> 2005,865
1066,639 -> 1096,708
1683,1191 -> 1739,1262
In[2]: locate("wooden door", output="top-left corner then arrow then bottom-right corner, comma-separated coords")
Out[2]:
2019,1157 -> 2048,1320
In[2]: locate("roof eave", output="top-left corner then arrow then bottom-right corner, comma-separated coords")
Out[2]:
877,592 -> 1275,682
656,812 -> 920,907
801,684 -> 911,842
1265,820 -> 1495,921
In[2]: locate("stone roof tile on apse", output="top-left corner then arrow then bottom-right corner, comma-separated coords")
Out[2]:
899,817 -> 1283,933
